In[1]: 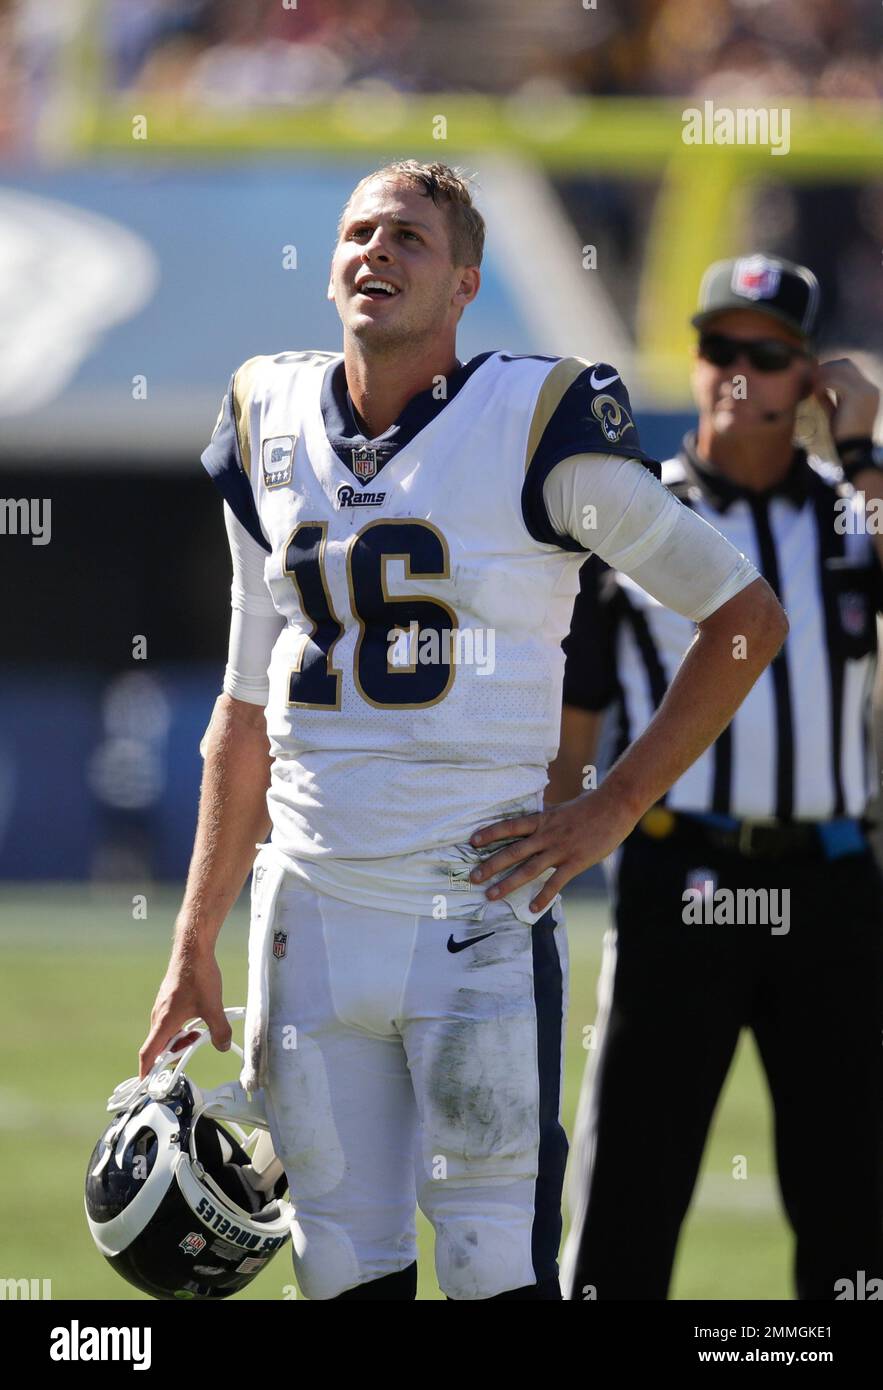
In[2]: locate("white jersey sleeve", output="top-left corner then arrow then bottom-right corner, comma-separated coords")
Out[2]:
542,453 -> 760,623
222,502 -> 285,706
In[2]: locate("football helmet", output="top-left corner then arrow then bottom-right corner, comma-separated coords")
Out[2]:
85,1007 -> 294,1300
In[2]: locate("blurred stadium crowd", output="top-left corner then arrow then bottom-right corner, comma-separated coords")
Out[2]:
3,0 -> 882,120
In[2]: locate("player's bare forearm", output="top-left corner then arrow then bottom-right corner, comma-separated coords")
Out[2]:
173,693 -> 273,960
544,706 -> 604,805
470,576 -> 788,911
139,695 -> 272,1076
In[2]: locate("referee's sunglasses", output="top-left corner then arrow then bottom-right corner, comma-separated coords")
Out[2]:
698,333 -> 810,372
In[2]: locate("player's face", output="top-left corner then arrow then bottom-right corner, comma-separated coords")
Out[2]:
328,178 -> 479,350
691,309 -> 815,436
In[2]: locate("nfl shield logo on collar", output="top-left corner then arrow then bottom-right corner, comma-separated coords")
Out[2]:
273,930 -> 288,960
352,445 -> 379,481
731,255 -> 781,301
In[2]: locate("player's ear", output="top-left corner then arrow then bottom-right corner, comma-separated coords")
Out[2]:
454,266 -> 480,311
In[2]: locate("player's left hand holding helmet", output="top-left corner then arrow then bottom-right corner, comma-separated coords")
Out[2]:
84,1008 -> 293,1300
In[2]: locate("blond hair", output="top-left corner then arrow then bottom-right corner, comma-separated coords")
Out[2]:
339,160 -> 485,268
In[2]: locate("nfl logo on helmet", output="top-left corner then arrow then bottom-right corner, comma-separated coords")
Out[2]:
179,1232 -> 207,1256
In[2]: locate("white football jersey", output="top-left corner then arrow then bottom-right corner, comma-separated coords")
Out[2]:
203,349 -> 658,917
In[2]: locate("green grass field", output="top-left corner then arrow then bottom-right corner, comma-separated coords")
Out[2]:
0,883 -> 792,1301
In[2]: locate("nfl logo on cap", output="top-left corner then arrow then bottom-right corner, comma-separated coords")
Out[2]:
352,445 -> 379,481
732,255 -> 781,302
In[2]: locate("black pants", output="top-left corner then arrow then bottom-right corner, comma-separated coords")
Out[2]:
564,821 -> 883,1301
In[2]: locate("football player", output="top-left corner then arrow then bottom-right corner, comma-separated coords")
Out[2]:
139,160 -> 787,1300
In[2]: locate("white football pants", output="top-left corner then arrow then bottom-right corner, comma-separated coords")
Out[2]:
242,844 -> 569,1300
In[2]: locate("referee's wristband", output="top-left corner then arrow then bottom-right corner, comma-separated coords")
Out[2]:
836,435 -> 882,487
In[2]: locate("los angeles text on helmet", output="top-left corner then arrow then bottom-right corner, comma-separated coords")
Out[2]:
194,1194 -> 287,1252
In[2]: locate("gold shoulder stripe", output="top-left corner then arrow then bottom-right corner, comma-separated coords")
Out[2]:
524,356 -> 593,474
231,356 -> 265,478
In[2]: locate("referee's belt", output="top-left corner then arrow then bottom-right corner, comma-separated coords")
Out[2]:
638,808 -> 868,861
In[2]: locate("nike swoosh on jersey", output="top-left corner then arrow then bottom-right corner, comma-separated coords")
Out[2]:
446,931 -> 496,953
589,369 -> 620,389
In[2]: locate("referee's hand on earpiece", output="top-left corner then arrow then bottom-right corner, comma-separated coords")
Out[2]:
815,357 -> 880,442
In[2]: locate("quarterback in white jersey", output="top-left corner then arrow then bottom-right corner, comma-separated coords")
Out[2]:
141,161 -> 788,1300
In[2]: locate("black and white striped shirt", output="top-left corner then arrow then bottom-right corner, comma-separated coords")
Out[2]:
564,435 -> 882,821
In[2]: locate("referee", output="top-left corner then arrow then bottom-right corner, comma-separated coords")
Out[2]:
554,256 -> 883,1301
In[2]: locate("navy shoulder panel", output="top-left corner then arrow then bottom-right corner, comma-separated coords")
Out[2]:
201,373 -> 271,553
521,359 -> 660,549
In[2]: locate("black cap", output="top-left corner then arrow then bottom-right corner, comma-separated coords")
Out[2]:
691,255 -> 820,340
